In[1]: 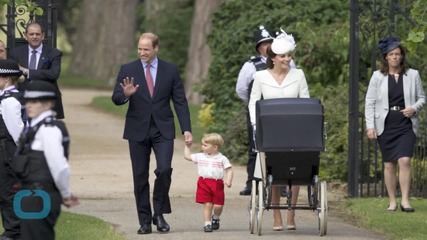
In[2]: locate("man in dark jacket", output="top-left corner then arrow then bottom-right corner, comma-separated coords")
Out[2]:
9,22 -> 64,119
112,32 -> 192,235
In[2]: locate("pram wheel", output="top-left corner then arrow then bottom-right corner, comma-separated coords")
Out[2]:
318,181 -> 328,236
249,180 -> 257,234
250,98 -> 327,236
257,180 -> 264,236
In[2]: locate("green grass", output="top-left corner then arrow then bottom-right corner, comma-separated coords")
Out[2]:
1,211 -> 125,239
336,197 -> 427,240
59,73 -> 112,90
91,96 -> 205,143
57,212 -> 125,240
59,54 -> 113,90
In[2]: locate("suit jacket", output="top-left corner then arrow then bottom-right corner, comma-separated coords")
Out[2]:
111,58 -> 191,141
365,69 -> 425,136
248,68 -> 310,125
9,44 -> 64,119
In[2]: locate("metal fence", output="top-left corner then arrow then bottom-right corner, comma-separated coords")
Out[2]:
349,0 -> 427,198
0,0 -> 57,50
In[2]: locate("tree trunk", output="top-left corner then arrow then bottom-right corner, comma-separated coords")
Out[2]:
184,0 -> 221,104
144,0 -> 167,33
68,0 -> 138,84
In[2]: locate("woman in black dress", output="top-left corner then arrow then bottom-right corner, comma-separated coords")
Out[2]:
365,36 -> 425,212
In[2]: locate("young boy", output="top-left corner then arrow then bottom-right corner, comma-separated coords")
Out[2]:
13,80 -> 79,240
184,133 -> 233,232
0,59 -> 25,240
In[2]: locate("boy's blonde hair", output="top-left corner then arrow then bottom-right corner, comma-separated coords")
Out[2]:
202,133 -> 224,148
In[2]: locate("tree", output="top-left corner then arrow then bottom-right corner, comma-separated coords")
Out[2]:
203,0 -> 350,180
184,0 -> 221,104
137,0 -> 194,83
406,0 -> 427,75
68,0 -> 138,83
56,0 -> 82,46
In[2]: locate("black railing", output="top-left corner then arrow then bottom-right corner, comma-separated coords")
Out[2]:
0,0 -> 57,52
349,0 -> 426,197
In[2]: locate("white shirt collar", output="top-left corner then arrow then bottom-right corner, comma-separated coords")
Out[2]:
28,43 -> 43,53
30,110 -> 54,127
142,57 -> 158,69
261,55 -> 267,63
0,85 -> 18,95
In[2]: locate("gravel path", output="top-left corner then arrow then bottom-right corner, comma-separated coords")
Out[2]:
62,88 -> 386,240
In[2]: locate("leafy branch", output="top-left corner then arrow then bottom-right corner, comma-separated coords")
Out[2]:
0,0 -> 43,15
405,0 -> 427,51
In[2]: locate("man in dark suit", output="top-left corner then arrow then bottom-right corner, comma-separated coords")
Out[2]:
9,22 -> 64,119
112,32 -> 193,235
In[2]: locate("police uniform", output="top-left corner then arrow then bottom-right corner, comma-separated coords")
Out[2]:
236,56 -> 268,101
0,60 -> 25,240
13,81 -> 71,240
235,26 -> 274,195
236,26 -> 296,195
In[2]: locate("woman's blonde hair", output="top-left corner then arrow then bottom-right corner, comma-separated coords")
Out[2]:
12,75 -> 25,84
202,133 -> 224,148
0,75 -> 25,85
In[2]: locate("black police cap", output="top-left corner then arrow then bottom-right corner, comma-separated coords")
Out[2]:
24,81 -> 57,100
254,25 -> 274,52
0,59 -> 23,77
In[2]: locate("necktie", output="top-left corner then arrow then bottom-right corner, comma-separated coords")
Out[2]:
146,64 -> 154,97
29,49 -> 37,69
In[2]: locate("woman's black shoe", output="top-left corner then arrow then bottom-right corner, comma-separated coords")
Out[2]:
400,204 -> 415,212
239,187 -> 251,196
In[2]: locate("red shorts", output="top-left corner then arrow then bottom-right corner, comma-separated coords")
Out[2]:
196,177 -> 225,205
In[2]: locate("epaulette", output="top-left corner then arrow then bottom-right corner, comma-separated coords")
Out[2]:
248,56 -> 262,63
0,90 -> 14,101
0,90 -> 25,105
42,116 -> 56,126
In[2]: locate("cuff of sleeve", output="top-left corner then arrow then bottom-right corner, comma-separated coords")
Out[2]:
61,190 -> 71,199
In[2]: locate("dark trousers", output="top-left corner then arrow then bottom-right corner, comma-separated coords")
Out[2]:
20,190 -> 62,240
245,109 -> 257,188
128,119 -> 174,226
0,140 -> 20,239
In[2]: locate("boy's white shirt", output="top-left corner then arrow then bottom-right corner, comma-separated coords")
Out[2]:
191,152 -> 231,180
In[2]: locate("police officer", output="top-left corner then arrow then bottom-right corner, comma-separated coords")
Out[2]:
236,26 -> 296,195
0,59 -> 25,240
13,81 -> 79,240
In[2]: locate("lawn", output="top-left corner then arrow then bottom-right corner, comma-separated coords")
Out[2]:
335,197 -> 427,240
1,211 -> 125,239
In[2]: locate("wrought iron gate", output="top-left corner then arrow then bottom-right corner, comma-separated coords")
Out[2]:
0,0 -> 57,52
349,0 -> 427,197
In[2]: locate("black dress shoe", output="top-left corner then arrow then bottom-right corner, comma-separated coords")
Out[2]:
239,187 -> 251,196
153,214 -> 170,233
137,224 -> 152,234
400,204 -> 415,212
